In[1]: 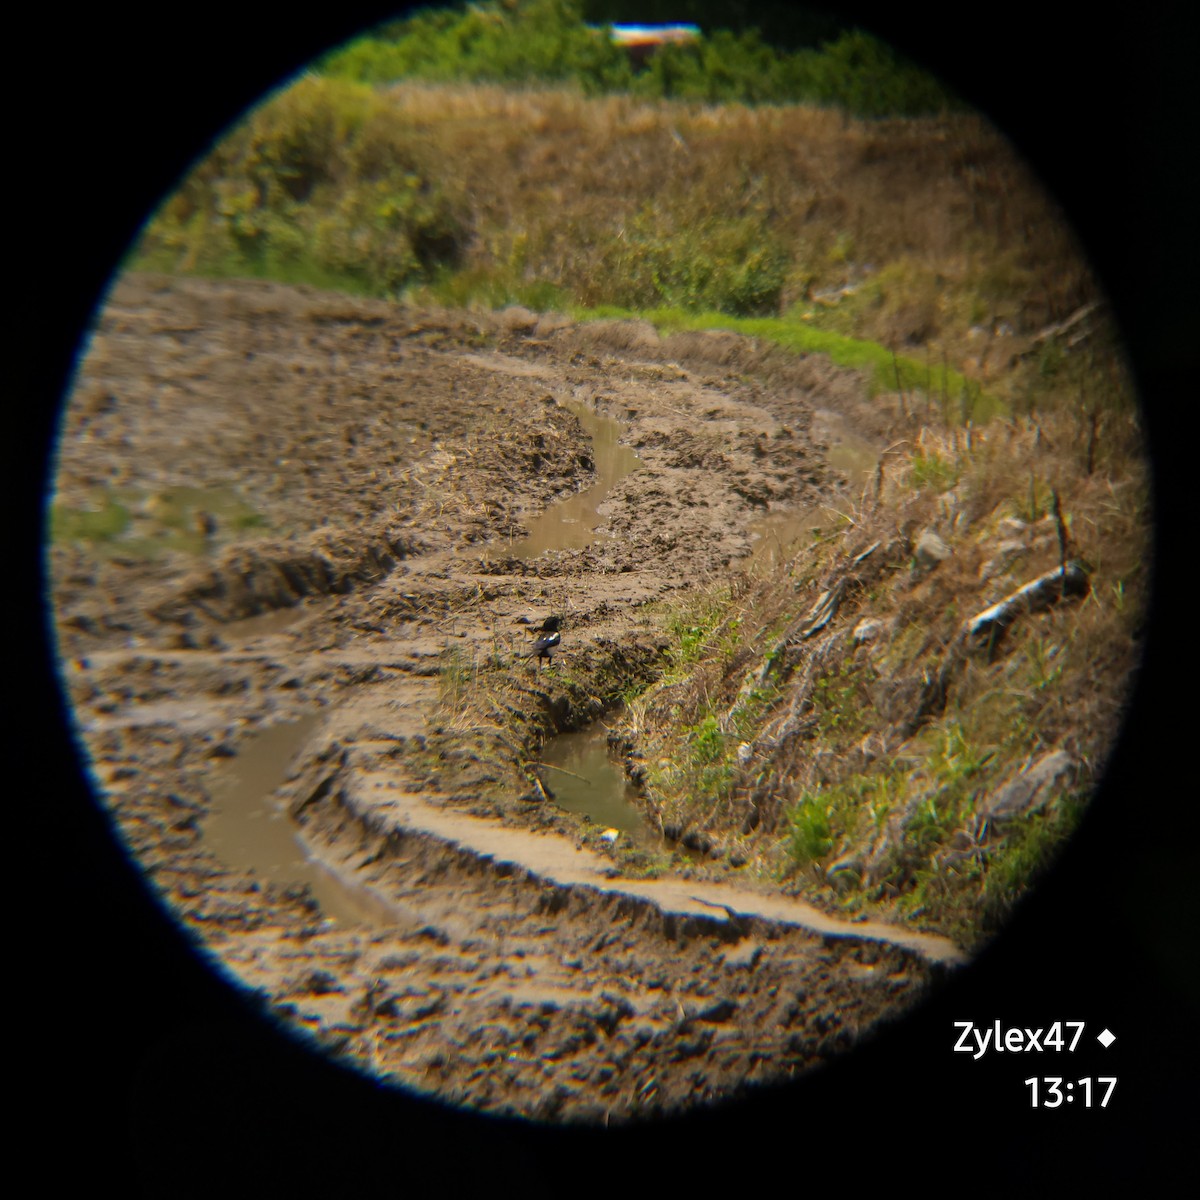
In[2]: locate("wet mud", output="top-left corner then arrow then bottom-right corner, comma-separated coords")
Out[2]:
50,273 -> 955,1123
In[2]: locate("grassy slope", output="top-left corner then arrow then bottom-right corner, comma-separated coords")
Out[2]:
618,413 -> 1148,949
132,78 -> 1123,415
125,78 -> 1149,947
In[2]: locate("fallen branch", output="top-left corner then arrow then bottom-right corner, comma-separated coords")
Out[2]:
902,559 -> 1091,737
966,560 -> 1090,641
1031,301 -> 1101,348
796,540 -> 881,641
797,579 -> 848,641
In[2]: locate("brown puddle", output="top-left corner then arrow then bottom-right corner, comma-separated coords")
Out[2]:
507,403 -> 641,558
202,715 -> 398,928
538,722 -> 660,848
817,408 -> 881,488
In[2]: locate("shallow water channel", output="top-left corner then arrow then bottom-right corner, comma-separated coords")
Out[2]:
203,715 -> 398,928
508,403 -> 641,559
199,406 -> 650,924
505,404 -> 658,843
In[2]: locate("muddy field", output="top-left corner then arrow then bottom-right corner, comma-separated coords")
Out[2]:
51,272 -> 964,1122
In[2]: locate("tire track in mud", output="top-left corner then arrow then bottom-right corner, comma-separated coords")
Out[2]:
51,274 -> 953,1123
212,759 -> 948,1123
91,544 -> 951,1123
83,670 -> 942,1123
322,764 -> 962,967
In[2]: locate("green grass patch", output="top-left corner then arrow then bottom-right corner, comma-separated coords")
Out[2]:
130,243 -> 381,299
978,792 -> 1086,928
786,793 -> 834,867
784,768 -> 906,874
49,495 -> 130,543
417,264 -> 569,312
810,658 -> 878,744
688,714 -> 725,765
729,681 -> 781,740
907,449 -> 961,493
48,484 -> 265,558
571,303 -> 1002,422
661,587 -> 734,671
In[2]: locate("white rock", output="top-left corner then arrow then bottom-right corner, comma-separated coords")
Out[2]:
981,750 -> 1076,823
852,617 -> 885,645
914,529 -> 951,570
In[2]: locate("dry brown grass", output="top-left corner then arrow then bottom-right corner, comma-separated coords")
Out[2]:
371,83 -> 1087,328
141,77 -> 1124,427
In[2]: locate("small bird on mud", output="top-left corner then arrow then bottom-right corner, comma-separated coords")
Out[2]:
525,630 -> 562,669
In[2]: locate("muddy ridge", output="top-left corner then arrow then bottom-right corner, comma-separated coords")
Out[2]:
51,273 -> 955,1122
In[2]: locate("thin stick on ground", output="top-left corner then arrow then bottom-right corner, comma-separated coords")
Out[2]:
534,761 -> 592,785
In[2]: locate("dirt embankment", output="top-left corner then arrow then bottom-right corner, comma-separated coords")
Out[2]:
51,272 -> 955,1122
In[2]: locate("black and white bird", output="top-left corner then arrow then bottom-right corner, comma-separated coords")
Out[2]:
525,630 -> 561,668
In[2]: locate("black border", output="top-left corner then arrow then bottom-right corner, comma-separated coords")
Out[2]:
21,3 -> 1195,1192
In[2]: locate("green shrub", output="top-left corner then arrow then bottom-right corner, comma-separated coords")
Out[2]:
317,4 -> 958,116
600,205 -> 787,316
802,30 -> 959,117
908,450 -> 961,493
787,793 -> 834,866
135,76 -> 465,296
320,0 -> 633,93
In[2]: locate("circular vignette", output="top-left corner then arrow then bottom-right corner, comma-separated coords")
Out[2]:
28,1 -> 1190,1188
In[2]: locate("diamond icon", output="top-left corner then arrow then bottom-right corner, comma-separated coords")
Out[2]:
1097,1028 -> 1116,1048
